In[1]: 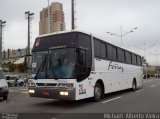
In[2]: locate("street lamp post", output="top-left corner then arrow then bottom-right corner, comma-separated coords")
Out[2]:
25,11 -> 34,74
0,20 -> 6,67
107,26 -> 137,46
150,49 -> 160,78
71,0 -> 75,30
134,43 -> 156,79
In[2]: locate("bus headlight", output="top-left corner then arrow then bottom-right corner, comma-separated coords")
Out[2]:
29,90 -> 35,94
57,83 -> 74,88
60,91 -> 68,96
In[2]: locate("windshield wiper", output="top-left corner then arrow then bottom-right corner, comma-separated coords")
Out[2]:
49,55 -> 59,80
34,55 -> 47,80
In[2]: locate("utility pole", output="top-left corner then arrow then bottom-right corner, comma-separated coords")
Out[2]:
144,42 -> 148,79
71,0 -> 75,30
25,11 -> 34,74
120,26 -> 122,46
0,20 -> 6,67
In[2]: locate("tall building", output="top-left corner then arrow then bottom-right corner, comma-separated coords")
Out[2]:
39,2 -> 65,35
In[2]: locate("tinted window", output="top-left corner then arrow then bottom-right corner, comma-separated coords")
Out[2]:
137,56 -> 142,65
33,33 -> 77,52
112,47 -> 117,60
125,51 -> 132,63
79,50 -> 85,65
78,33 -> 91,50
94,39 -> 101,57
100,43 -> 106,58
118,48 -> 125,62
108,45 -> 113,59
132,54 -> 137,64
86,51 -> 92,70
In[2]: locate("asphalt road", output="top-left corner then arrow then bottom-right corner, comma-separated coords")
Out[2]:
0,78 -> 160,119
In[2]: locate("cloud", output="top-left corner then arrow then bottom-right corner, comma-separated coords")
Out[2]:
1,0 -> 160,65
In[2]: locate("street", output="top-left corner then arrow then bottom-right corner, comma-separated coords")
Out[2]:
0,78 -> 160,119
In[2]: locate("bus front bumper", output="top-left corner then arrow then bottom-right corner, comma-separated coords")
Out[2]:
28,87 -> 76,100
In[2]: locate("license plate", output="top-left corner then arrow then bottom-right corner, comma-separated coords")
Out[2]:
42,92 -> 50,96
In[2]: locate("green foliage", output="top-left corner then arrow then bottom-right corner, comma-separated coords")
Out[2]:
3,61 -> 16,72
142,56 -> 148,66
18,62 -> 27,73
2,61 -> 27,73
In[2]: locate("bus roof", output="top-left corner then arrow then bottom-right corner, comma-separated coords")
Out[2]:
36,30 -> 142,57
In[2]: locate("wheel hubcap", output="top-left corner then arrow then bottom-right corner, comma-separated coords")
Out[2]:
95,86 -> 101,99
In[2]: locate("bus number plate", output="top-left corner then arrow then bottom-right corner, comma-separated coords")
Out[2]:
42,92 -> 50,96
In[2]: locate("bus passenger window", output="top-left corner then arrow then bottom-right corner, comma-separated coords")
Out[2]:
132,54 -> 137,64
118,48 -> 125,62
137,56 -> 142,65
108,45 -> 113,59
94,39 -> 101,57
100,43 -> 106,58
125,51 -> 132,63
112,47 -> 117,60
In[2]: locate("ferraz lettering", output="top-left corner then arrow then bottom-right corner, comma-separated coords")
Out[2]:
108,61 -> 124,72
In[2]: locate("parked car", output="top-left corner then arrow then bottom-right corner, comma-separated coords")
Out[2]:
6,75 -> 24,87
0,68 -> 9,100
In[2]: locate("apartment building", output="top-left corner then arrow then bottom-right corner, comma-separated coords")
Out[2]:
39,2 -> 65,35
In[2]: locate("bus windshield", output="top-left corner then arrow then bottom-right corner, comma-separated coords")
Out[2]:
31,48 -> 76,79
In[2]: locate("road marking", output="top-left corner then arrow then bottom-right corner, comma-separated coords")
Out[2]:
21,89 -> 28,90
136,89 -> 144,93
21,92 -> 29,94
102,96 -> 121,104
150,85 -> 156,88
9,89 -> 17,92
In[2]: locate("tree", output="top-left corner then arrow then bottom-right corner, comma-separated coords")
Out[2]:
2,61 -> 16,72
142,56 -> 148,66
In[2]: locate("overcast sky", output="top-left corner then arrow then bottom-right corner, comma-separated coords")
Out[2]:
0,0 -> 160,65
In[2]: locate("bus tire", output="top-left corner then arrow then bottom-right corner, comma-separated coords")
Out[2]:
93,83 -> 103,101
132,79 -> 137,91
3,95 -> 8,100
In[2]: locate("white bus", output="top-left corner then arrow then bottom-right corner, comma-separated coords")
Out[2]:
28,31 -> 143,101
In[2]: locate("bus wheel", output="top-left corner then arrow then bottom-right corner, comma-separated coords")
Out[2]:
93,83 -> 102,101
132,80 -> 137,91
3,95 -> 8,100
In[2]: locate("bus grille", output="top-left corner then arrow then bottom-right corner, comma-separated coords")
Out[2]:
36,83 -> 57,87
